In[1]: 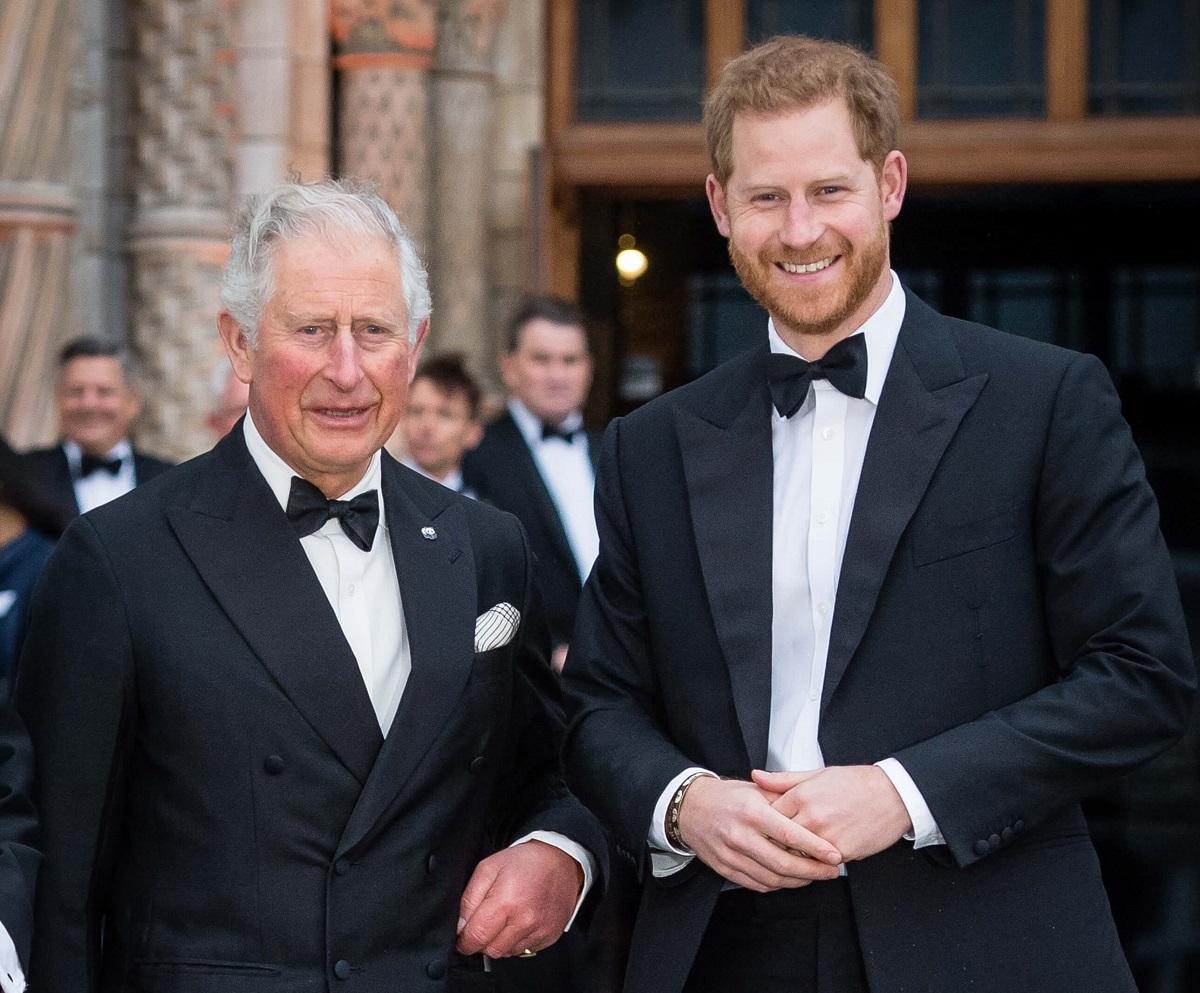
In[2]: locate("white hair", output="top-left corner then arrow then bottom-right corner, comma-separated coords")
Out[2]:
220,178 -> 431,346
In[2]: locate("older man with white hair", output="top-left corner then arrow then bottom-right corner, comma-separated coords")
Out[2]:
16,179 -> 604,992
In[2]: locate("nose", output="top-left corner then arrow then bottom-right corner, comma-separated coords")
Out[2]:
325,329 -> 365,391
778,199 -> 822,249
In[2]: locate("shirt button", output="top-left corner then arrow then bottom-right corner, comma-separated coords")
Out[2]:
347,584 -> 355,596
817,511 -> 829,524
822,426 -> 834,440
809,691 -> 819,702
817,602 -> 830,615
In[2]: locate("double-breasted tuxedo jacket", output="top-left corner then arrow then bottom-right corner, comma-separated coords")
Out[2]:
16,426 -> 605,992
563,290 -> 1195,993
462,414 -> 602,646
21,444 -> 173,522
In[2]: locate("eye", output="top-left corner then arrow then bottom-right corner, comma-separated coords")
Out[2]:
299,325 -> 321,335
818,185 -> 844,196
752,192 -> 781,203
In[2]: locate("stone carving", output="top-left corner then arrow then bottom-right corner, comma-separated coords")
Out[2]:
127,0 -> 235,461
331,0 -> 437,55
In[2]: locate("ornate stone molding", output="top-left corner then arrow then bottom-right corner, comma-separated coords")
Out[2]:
128,0 -> 235,461
331,0 -> 437,64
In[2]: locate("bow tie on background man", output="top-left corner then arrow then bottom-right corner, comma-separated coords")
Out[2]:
286,476 -> 379,552
541,422 -> 581,443
767,333 -> 868,418
79,454 -> 124,478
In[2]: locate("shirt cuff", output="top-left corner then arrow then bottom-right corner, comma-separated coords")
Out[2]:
512,831 -> 595,931
647,767 -> 717,877
0,921 -> 24,993
875,757 -> 945,848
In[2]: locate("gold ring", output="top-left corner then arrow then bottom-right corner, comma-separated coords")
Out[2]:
519,948 -> 537,958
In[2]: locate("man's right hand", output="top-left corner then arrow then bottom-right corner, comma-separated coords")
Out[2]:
677,777 -> 842,891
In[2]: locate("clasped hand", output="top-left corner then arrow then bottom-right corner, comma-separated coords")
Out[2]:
678,766 -> 912,892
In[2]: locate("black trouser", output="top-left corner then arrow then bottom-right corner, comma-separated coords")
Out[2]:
682,880 -> 869,993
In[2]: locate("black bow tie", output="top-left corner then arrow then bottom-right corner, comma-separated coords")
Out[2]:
285,476 -> 379,552
79,454 -> 123,478
767,334 -> 868,418
541,422 -> 580,443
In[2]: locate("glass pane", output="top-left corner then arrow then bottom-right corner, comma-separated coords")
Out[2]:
1089,0 -> 1200,115
577,0 -> 706,122
687,273 -> 767,375
746,0 -> 872,48
917,0 -> 1046,118
968,269 -> 1084,348
1113,267 -> 1200,389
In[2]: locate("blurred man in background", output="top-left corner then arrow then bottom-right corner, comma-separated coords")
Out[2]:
399,353 -> 483,497
205,362 -> 251,441
22,338 -> 171,520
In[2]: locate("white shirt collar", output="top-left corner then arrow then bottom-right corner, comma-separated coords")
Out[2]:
242,412 -> 386,529
400,457 -> 464,493
767,270 -> 905,407
508,398 -> 584,446
63,437 -> 133,470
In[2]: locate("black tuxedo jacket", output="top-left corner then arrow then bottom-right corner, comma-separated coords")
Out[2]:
22,443 -> 173,521
16,427 -> 605,992
563,291 -> 1195,993
462,413 -> 601,646
0,701 -> 37,971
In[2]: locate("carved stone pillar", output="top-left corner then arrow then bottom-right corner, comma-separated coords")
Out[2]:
128,0 -> 236,461
0,0 -> 79,447
333,0 -> 437,254
429,0 -> 505,364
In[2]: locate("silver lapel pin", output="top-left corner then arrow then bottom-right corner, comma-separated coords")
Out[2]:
421,526 -> 437,540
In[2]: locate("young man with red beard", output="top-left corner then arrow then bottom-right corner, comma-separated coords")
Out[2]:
561,34 -> 1193,993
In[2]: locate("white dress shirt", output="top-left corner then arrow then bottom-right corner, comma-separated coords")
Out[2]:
650,273 -> 944,875
66,438 -> 136,513
508,400 -> 599,583
245,415 -> 593,922
399,458 -> 474,499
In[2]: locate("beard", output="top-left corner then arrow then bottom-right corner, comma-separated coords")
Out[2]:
728,213 -> 890,340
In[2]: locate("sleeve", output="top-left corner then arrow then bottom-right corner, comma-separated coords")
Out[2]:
484,516 -> 609,909
0,700 -> 38,974
14,518 -> 138,992
893,352 -> 1195,867
562,420 -> 702,865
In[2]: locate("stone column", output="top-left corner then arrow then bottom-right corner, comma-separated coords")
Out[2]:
127,0 -> 236,461
0,0 -> 79,447
429,0 -> 505,364
332,0 -> 437,254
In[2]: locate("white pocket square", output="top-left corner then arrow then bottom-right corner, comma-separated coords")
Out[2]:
474,602 -> 521,652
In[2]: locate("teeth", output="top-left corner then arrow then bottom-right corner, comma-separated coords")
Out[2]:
781,257 -> 834,274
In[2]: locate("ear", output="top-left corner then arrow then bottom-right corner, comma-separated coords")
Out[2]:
706,175 -> 732,238
406,318 -> 430,383
499,351 -> 518,393
464,420 -> 484,452
879,150 -> 907,222
218,311 -> 255,385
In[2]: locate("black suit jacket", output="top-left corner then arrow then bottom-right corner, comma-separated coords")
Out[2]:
22,443 -> 173,521
462,413 -> 601,646
0,701 -> 37,971
563,291 -> 1195,993
16,427 -> 605,992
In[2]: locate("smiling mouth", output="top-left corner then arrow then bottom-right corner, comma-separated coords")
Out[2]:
778,256 -> 837,274
315,407 -> 370,419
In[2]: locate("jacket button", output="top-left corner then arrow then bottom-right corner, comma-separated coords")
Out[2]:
427,854 -> 438,874
333,859 -> 349,876
1001,826 -> 1013,842
263,755 -> 285,775
988,833 -> 1001,848
334,959 -> 351,980
974,839 -> 990,856
469,755 -> 486,774
426,958 -> 447,980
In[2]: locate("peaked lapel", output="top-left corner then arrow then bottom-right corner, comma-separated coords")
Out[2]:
165,429 -> 383,784
675,345 -> 775,769
821,293 -> 988,710
336,457 -> 477,857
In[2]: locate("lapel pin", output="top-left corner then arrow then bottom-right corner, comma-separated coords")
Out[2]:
421,526 -> 437,540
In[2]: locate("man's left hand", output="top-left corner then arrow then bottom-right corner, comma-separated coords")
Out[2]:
456,840 -> 582,958
752,766 -> 912,863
